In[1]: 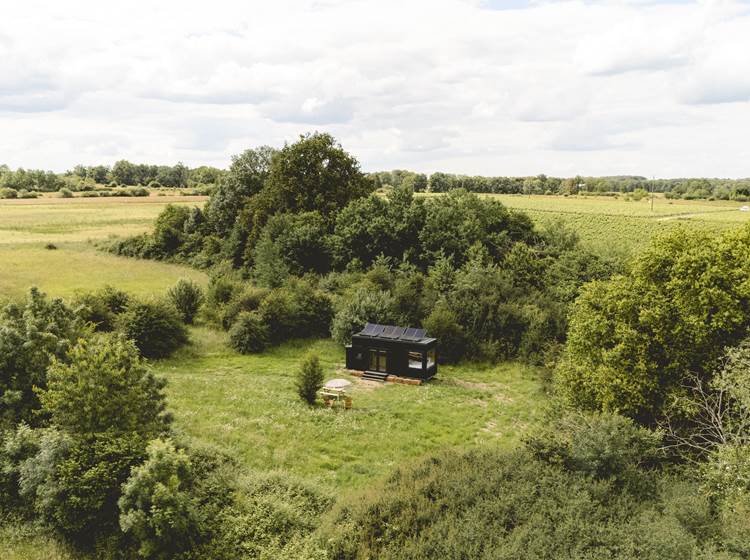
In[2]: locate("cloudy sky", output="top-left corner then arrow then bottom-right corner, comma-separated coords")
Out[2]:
1,0 -> 749,177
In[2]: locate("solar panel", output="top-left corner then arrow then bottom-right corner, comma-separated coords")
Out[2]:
400,327 -> 418,341
384,326 -> 406,339
371,324 -> 386,337
413,328 -> 427,340
361,323 -> 378,336
380,325 -> 401,339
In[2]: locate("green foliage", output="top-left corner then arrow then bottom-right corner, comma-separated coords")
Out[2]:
228,312 -> 269,354
73,285 -> 130,332
525,410 -> 662,484
422,303 -> 467,363
321,448 -> 709,560
0,288 -> 86,429
39,333 -> 170,437
263,132 -> 372,221
205,146 -> 276,238
58,188 -> 73,198
558,225 -> 750,423
219,285 -> 270,330
257,279 -> 334,344
117,299 -> 188,359
152,204 -> 192,257
330,287 -> 398,345
253,211 -> 332,280
18,429 -> 147,543
420,189 -> 537,266
119,439 -> 200,559
296,353 -> 324,405
167,278 -> 204,324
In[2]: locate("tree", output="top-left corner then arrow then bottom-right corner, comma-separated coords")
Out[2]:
117,300 -> 188,359
168,278 -> 204,324
39,333 -> 171,437
205,146 -> 276,237
119,439 -> 200,559
263,132 -> 372,222
557,225 -> 750,424
296,353 -> 324,405
0,288 -> 86,430
228,312 -> 269,354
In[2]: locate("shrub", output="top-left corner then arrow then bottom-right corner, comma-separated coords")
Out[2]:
0,187 -> 17,199
296,353 -> 324,405
58,188 -> 73,198
423,303 -> 467,363
0,288 -> 86,430
19,429 -> 147,544
321,448 -> 704,560
525,410 -> 662,484
39,333 -> 171,437
258,280 -> 334,344
220,285 -> 270,329
557,225 -> 750,423
119,439 -> 200,559
73,285 -> 130,332
228,312 -> 269,354
330,287 -> 397,345
168,278 -> 204,324
117,299 -> 188,359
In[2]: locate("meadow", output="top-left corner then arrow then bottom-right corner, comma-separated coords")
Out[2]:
0,195 -> 208,301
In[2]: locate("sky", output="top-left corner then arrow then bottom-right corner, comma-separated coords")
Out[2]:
1,0 -> 750,178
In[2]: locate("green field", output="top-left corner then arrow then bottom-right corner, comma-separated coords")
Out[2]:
158,329 -> 544,490
476,194 -> 750,257
0,196 -> 208,301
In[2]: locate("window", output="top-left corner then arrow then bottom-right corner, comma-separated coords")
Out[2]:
427,349 -> 436,368
409,351 -> 424,369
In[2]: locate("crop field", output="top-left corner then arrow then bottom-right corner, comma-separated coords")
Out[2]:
478,194 -> 750,257
0,195 -> 208,301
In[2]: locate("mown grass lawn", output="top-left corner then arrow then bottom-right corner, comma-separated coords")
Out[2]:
158,327 -> 548,490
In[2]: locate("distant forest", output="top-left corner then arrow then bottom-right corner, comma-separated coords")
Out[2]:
1,161 -> 749,201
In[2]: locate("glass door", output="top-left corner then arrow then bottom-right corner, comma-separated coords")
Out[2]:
369,349 -> 388,372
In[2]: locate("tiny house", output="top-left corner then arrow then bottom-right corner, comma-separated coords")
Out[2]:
345,323 -> 437,381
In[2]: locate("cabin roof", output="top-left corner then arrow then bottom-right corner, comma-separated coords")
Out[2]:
353,323 -> 435,345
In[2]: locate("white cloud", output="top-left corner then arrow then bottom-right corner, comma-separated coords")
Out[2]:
0,0 -> 749,176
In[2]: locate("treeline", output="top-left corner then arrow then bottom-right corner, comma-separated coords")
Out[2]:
0,161 -> 226,193
371,170 -> 750,201
110,133 -> 615,364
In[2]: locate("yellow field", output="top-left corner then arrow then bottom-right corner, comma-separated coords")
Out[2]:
0,195 -> 208,301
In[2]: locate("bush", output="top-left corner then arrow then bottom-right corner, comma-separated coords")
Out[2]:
557,225 -> 750,423
117,299 -> 188,359
0,288 -> 86,430
0,187 -> 17,199
167,278 -> 204,324
228,312 -> 269,354
423,303 -> 467,363
525,410 -> 662,485
58,188 -> 73,198
258,280 -> 334,344
296,353 -> 324,405
330,287 -> 398,345
119,439 -> 200,559
321,448 -> 704,560
220,285 -> 270,329
73,285 -> 130,332
19,429 -> 147,545
39,333 -> 171,437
